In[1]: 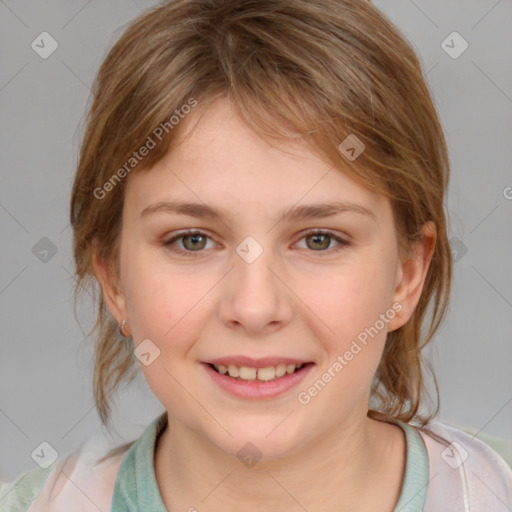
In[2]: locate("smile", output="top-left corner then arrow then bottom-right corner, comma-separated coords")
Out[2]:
203,360 -> 314,400
209,363 -> 305,382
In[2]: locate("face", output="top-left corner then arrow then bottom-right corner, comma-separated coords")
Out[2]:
95,97 -> 433,459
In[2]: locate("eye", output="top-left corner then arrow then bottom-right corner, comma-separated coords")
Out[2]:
295,229 -> 350,254
163,230 -> 217,256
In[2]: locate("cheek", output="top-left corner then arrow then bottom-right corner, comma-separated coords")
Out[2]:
295,265 -> 394,414
121,247 -> 192,343
121,255 -> 208,405
299,253 -> 398,406
307,257 -> 396,343
124,271 -> 173,340
122,251 -> 222,364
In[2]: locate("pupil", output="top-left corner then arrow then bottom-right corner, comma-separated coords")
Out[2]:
309,233 -> 329,250
184,233 -> 205,250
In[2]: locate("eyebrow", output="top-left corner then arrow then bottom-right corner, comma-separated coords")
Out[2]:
141,200 -> 376,223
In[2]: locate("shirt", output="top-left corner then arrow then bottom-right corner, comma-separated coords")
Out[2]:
1,412 -> 511,511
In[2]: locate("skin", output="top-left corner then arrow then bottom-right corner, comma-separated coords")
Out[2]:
93,96 -> 436,511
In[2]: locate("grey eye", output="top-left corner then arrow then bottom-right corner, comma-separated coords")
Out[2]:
305,233 -> 332,250
181,233 -> 208,251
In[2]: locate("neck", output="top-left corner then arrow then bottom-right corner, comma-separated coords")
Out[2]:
154,413 -> 405,512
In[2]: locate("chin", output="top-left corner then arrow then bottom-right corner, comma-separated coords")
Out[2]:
208,418 -> 308,462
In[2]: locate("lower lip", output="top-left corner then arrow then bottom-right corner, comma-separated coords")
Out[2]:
202,363 -> 314,400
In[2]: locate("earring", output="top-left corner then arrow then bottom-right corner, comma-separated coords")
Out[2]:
118,319 -> 129,337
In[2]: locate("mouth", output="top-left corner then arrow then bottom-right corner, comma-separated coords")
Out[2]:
202,359 -> 314,400
208,362 -> 308,382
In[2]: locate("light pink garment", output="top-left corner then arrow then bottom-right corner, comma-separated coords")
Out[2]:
23,421 -> 512,511
24,433 -> 127,512
419,422 -> 512,511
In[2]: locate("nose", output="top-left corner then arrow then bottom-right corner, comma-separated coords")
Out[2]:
218,246 -> 294,338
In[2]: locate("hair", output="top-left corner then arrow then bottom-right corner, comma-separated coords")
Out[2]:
70,0 -> 452,434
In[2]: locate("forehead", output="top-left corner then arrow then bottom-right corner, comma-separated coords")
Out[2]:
125,97 -> 391,223
166,97 -> 327,180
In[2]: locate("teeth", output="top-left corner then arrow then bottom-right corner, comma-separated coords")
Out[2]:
212,363 -> 304,381
239,366 -> 257,380
227,365 -> 239,378
275,364 -> 287,377
257,366 -> 276,381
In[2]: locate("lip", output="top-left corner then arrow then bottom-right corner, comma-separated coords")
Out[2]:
206,356 -> 311,368
202,361 -> 314,400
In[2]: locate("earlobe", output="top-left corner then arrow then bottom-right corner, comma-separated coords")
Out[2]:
387,222 -> 436,332
91,246 -> 129,330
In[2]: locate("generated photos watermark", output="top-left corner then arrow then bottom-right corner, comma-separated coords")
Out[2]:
297,302 -> 403,405
93,97 -> 198,200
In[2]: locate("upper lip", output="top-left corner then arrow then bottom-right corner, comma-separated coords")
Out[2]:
205,356 -> 312,368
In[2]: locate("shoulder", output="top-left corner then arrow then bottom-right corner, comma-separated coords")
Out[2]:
0,464 -> 53,511
416,420 -> 512,512
0,434 -> 133,512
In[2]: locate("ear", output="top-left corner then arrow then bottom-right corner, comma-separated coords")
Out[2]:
387,222 -> 436,332
91,241 -> 130,335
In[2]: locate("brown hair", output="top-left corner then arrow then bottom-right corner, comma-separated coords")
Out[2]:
71,0 -> 451,432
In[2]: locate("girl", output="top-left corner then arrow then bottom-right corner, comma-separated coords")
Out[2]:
2,0 -> 511,510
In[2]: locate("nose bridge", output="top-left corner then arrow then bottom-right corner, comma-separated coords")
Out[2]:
219,236 -> 293,334
235,243 -> 275,294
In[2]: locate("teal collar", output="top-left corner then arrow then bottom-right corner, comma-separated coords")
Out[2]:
111,412 -> 168,511
392,419 -> 429,511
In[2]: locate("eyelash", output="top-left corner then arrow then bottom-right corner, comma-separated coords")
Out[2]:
163,229 -> 351,258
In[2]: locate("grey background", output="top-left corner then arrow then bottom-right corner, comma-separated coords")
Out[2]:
1,0 -> 511,482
